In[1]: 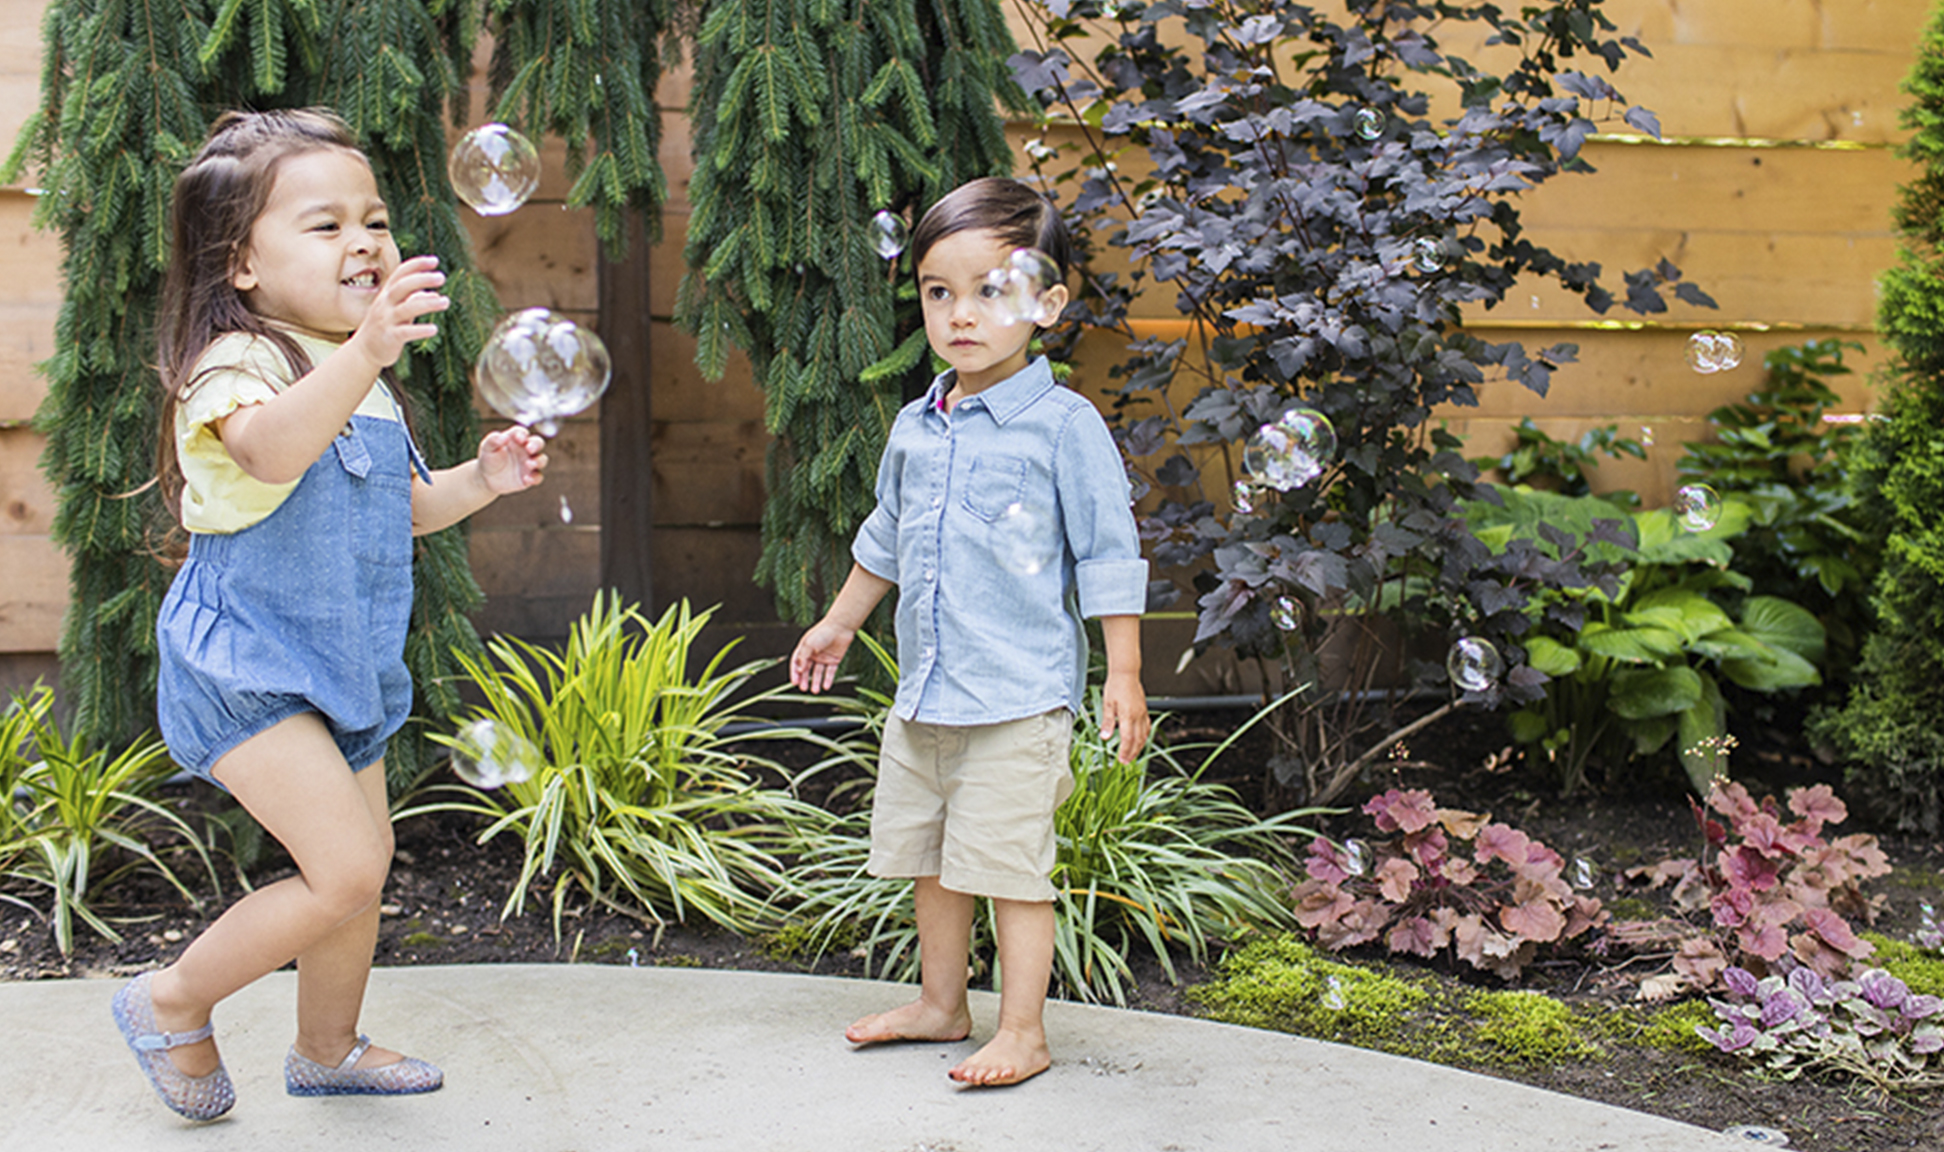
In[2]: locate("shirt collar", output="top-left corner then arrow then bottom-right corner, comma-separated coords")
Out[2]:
925,357 -> 1058,425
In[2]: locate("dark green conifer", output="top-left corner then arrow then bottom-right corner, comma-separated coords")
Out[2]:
676,0 -> 1022,625
1813,6 -> 1944,832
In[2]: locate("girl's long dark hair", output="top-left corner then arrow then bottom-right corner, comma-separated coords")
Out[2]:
155,108 -> 411,533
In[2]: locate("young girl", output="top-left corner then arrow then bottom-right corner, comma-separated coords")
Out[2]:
790,178 -> 1149,1087
112,108 -> 546,1121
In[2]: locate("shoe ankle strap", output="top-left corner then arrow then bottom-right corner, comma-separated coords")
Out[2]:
131,1022 -> 214,1052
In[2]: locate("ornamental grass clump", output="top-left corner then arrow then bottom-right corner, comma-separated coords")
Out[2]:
1291,787 -> 1603,979
1698,963 -> 1944,1090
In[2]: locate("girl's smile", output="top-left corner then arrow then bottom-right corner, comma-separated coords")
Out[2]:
231,149 -> 401,340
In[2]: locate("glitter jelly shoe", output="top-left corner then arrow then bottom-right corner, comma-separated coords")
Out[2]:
285,1035 -> 443,1097
110,972 -> 236,1121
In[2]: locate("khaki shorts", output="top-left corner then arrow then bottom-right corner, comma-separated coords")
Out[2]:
867,709 -> 1074,903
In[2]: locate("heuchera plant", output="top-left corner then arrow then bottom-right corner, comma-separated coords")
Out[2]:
1292,787 -> 1604,979
1619,781 -> 1890,996
1697,963 -> 1944,1089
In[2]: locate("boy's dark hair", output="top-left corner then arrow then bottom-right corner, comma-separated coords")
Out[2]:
910,177 -> 1073,281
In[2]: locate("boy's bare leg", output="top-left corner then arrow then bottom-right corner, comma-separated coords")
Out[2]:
950,896 -> 1054,1086
845,876 -> 975,1044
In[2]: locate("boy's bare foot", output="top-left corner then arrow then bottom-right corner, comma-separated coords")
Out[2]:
844,999 -> 972,1046
948,1028 -> 1050,1087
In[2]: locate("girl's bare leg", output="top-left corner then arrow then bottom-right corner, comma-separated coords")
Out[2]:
144,714 -> 394,1076
844,876 -> 975,1044
949,897 -> 1054,1086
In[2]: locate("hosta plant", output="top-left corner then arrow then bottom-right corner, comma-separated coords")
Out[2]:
784,698 -> 1319,1005
1291,787 -> 1604,979
403,594 -> 835,937
1616,780 -> 1890,999
1697,963 -> 1944,1090
0,685 -> 215,954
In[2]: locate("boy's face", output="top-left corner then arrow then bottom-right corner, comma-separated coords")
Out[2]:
918,229 -> 1068,395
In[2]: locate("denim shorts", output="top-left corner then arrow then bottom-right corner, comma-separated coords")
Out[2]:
157,415 -> 418,787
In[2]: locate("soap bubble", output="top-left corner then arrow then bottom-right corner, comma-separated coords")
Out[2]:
1243,408 -> 1337,491
1343,839 -> 1370,876
980,247 -> 1064,327
1720,1125 -> 1790,1147
1270,595 -> 1300,632
992,502 -> 1060,575
1355,107 -> 1385,140
1571,857 -> 1597,890
1413,236 -> 1449,273
870,209 -> 908,260
449,718 -> 540,789
1447,636 -> 1503,693
1674,483 -> 1722,532
448,123 -> 541,217
1232,480 -> 1259,517
1686,331 -> 1746,374
475,308 -> 612,436
1322,975 -> 1347,1011
559,495 -> 574,524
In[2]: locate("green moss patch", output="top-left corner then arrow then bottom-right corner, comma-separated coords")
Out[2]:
1863,933 -> 1944,998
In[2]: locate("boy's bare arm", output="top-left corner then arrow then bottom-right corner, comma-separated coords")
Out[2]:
790,563 -> 895,694
1098,614 -> 1149,763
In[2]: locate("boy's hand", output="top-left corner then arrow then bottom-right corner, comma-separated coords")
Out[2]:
790,620 -> 855,694
1100,672 -> 1150,764
352,255 -> 449,370
478,425 -> 547,494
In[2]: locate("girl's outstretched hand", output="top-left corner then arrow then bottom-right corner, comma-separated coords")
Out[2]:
352,255 -> 449,369
478,425 -> 547,494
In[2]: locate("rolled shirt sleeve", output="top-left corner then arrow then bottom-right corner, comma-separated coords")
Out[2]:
1057,404 -> 1149,618
851,420 -> 905,583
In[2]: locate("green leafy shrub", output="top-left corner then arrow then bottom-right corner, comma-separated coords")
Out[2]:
1677,339 -> 1876,677
1292,787 -> 1604,980
405,595 -> 833,936
1474,417 -> 1644,506
1466,485 -> 1825,793
784,702 -> 1317,1005
0,686 -> 215,954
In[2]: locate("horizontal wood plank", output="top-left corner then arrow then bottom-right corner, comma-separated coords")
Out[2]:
0,424 -> 53,532
0,533 -> 66,652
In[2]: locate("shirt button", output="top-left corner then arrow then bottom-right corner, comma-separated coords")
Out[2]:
931,496 -> 942,509
925,569 -> 935,581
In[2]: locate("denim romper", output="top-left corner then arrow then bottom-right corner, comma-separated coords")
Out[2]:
156,411 -> 430,785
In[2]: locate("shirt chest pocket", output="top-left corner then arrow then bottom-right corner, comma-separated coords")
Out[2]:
960,454 -> 1030,522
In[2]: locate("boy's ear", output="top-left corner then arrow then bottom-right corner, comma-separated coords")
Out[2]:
1039,282 -> 1071,324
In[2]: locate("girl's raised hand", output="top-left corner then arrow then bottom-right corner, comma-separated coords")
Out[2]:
477,425 -> 547,495
352,255 -> 449,369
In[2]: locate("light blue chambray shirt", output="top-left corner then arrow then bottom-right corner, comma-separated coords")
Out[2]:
852,357 -> 1149,725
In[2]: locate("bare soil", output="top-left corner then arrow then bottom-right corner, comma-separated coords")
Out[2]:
4,703 -> 1942,1151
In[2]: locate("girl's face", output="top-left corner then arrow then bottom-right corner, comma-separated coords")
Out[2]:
918,228 -> 1068,394
231,148 -> 400,340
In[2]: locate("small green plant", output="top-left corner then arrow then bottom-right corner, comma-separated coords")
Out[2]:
785,700 -> 1320,1005
0,685 -> 216,954
1291,787 -> 1605,980
1616,780 -> 1890,999
404,594 -> 835,937
1467,484 -> 1826,793
1474,417 -> 1645,506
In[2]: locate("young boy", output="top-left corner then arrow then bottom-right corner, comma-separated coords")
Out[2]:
789,178 -> 1149,1087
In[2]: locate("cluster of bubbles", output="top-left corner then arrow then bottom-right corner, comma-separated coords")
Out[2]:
474,308 -> 613,437
448,718 -> 541,790
1446,635 -> 1503,694
870,209 -> 908,260
449,124 -> 611,523
1673,483 -> 1722,532
1244,408 -> 1337,491
1686,330 -> 1746,374
449,123 -> 542,217
981,248 -> 1064,327
991,501 -> 1060,576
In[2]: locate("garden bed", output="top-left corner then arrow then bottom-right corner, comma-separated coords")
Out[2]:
3,705 -> 1941,1152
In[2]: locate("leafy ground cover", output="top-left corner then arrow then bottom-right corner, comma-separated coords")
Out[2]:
3,705 -> 1940,1151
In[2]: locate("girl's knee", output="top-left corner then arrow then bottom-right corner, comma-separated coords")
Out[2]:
308,845 -> 390,919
